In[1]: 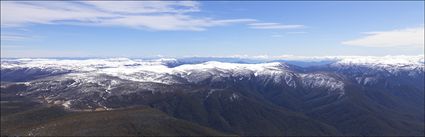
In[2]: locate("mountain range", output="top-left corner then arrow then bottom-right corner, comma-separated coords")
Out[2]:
1,56 -> 424,136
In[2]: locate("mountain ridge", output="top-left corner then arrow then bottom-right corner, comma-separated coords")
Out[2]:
1,56 -> 424,136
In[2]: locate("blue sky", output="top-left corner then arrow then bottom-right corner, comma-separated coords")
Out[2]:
1,1 -> 424,58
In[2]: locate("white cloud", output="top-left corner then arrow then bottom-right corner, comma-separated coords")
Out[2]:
1,2 -> 110,27
0,1 -> 255,31
82,1 -> 200,14
99,15 -> 254,31
1,1 -> 303,31
249,22 -> 304,29
1,34 -> 29,41
342,27 -> 424,48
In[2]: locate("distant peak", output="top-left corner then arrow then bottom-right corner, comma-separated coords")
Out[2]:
334,55 -> 424,66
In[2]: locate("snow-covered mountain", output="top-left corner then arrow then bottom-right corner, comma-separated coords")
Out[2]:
1,56 -> 424,136
1,57 -> 346,88
331,55 -> 424,73
1,56 -> 423,110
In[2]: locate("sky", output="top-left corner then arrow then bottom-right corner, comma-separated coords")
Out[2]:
1,1 -> 424,58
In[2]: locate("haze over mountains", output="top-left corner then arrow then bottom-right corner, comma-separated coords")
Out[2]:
1,55 -> 424,136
